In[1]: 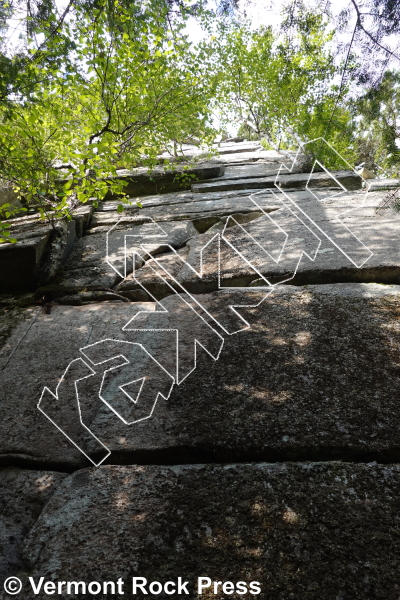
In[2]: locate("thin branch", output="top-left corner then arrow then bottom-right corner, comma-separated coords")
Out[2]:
323,19 -> 358,138
350,0 -> 400,61
31,0 -> 75,59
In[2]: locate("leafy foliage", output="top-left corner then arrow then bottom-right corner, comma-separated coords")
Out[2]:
0,0 -> 219,232
212,5 -> 357,165
352,70 -> 400,177
0,0 -> 399,240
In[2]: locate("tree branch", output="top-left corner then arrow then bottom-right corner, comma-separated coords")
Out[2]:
32,0 -> 75,59
350,0 -> 400,61
323,18 -> 358,138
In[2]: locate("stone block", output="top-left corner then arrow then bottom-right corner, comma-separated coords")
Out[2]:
0,226 -> 52,292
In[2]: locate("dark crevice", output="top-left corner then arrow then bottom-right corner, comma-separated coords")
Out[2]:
37,269 -> 400,306
270,267 -> 400,287
0,454 -> 80,473
4,447 -> 400,473
7,263 -> 400,307
93,446 -> 400,467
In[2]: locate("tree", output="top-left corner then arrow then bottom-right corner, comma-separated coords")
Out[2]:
352,70 -> 400,177
213,5 -> 356,166
0,0 -> 220,242
346,0 -> 400,67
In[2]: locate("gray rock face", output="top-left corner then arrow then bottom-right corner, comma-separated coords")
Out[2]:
19,462 -> 400,600
202,151 -> 282,164
0,305 -> 39,372
277,169 -> 363,190
105,161 -> 225,198
213,140 -> 262,153
71,205 -> 94,237
2,284 -> 400,467
98,188 -> 258,211
191,170 -> 362,193
0,185 -> 22,213
2,143 -> 400,597
367,178 -> 400,191
0,226 -> 53,292
34,220 -> 78,286
124,190 -> 400,293
214,162 -> 301,180
159,141 -> 264,160
90,195 -> 277,231
0,214 -> 90,292
0,468 -> 67,581
36,220 -> 198,299
192,176 -> 277,193
224,135 -> 245,142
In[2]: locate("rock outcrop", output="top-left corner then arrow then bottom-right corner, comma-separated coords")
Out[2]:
1,139 -> 400,598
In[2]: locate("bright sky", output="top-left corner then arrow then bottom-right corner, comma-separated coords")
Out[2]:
184,0 -> 354,45
6,0 -> 398,68
184,0 -> 357,135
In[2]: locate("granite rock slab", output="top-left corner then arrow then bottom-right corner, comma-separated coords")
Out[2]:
213,140 -> 262,153
367,178 -> 400,191
131,190 -> 400,290
211,162 -> 301,181
19,462 -> 400,600
0,305 -> 39,372
191,170 -> 362,194
1,284 -> 400,467
104,161 -> 224,198
191,177 -> 277,193
98,189 -> 272,212
277,169 -> 363,191
89,196 -> 278,231
207,151 -> 285,164
0,218 -> 81,292
0,468 -> 67,581
36,221 -> 198,298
